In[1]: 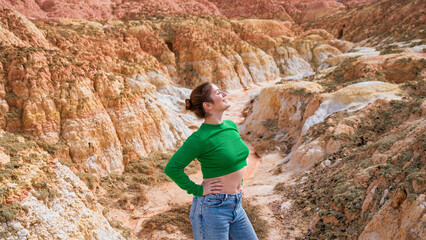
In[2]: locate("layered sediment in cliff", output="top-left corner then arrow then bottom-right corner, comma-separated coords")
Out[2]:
0,8 -> 356,237
0,6 -> 348,178
240,81 -> 323,155
0,0 -> 382,26
139,15 -> 281,90
1,0 -> 424,239
0,130 -> 131,239
208,0 -> 293,21
0,8 -> 203,177
337,0 -> 376,9
231,21 -> 352,79
302,0 -> 426,44
279,0 -> 346,24
0,0 -> 221,20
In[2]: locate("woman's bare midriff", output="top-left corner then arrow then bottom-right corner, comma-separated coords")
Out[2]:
203,167 -> 245,194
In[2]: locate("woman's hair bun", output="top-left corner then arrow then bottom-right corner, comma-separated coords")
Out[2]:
185,99 -> 193,111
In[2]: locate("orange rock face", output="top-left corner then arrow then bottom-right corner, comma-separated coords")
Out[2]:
337,0 -> 377,8
150,15 -> 280,89
209,0 -> 293,21
359,192 -> 425,239
280,0 -> 346,24
3,7 -> 339,176
209,0 -> 349,23
303,0 -> 426,43
240,81 -> 323,156
0,0 -> 378,24
0,4 -> 369,177
0,8 -> 200,176
341,53 -> 426,84
0,0 -> 221,20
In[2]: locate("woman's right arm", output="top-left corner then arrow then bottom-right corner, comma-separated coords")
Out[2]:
164,132 -> 204,196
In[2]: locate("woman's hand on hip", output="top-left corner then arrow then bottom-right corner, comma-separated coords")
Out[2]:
202,179 -> 224,196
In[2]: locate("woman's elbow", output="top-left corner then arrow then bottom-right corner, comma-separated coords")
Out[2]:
164,164 -> 171,176
164,162 -> 175,177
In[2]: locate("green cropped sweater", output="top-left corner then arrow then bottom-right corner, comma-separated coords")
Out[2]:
164,120 -> 249,196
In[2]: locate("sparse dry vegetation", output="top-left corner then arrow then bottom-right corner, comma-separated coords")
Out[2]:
98,152 -> 199,212
276,95 -> 425,239
242,200 -> 270,239
0,203 -> 28,223
0,131 -> 57,224
140,199 -> 269,239
141,204 -> 193,238
109,219 -> 134,239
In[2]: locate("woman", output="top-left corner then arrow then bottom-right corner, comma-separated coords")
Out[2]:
164,82 -> 258,240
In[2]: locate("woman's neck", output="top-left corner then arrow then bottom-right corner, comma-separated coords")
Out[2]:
204,112 -> 224,125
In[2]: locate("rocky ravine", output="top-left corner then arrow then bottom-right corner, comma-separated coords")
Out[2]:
303,0 -> 425,45
240,43 -> 425,239
0,6 -> 349,177
1,1 -> 425,240
0,5 -> 354,239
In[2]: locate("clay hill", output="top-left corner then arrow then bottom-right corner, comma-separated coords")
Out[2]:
0,0 -> 425,239
303,0 -> 425,44
0,0 -> 373,23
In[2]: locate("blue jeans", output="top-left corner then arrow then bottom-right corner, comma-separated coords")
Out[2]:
189,192 -> 258,240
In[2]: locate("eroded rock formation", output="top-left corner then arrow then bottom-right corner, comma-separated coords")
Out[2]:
0,130 -> 129,239
208,0 -> 293,21
242,42 -> 425,238
0,0 -> 221,20
0,1 -> 424,239
280,0 -> 346,24
0,6 -> 347,177
303,0 -> 426,44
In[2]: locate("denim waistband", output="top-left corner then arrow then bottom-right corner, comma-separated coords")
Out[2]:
205,191 -> 242,198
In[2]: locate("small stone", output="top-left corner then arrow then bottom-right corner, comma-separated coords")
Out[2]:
7,183 -> 18,188
281,156 -> 291,164
281,201 -> 292,212
18,228 -> 29,240
334,158 -> 342,165
323,160 -> 331,167
0,151 -> 10,165
380,189 -> 389,205
9,220 -> 23,231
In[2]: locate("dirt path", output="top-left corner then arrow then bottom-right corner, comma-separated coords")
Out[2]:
224,83 -> 302,239
134,80 -> 301,239
244,153 -> 305,239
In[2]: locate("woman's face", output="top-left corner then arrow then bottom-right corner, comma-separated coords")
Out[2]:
206,84 -> 231,112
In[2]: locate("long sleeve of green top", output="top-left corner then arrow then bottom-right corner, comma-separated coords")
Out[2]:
164,132 -> 204,196
164,120 -> 249,197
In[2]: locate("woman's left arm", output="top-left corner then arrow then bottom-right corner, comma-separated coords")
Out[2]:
164,132 -> 204,196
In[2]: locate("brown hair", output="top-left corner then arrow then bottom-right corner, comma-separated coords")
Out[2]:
185,82 -> 213,118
